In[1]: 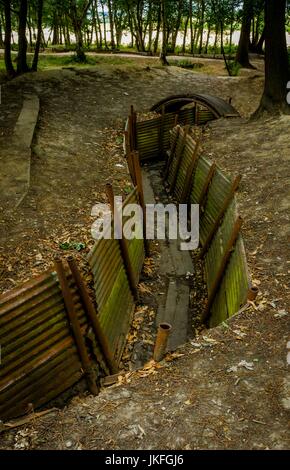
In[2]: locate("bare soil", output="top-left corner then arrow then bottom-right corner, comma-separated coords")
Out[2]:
0,58 -> 289,450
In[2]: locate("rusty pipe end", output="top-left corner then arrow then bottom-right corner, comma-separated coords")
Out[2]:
159,323 -> 172,332
247,285 -> 259,301
153,323 -> 172,362
54,256 -> 62,265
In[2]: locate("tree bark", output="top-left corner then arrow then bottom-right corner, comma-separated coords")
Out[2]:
255,25 -> 265,54
198,0 -> 205,54
0,12 -> 5,48
107,0 -> 115,49
32,0 -> 44,71
255,0 -> 290,115
160,0 -> 169,65
17,0 -> 29,74
236,0 -> 254,68
3,0 -> 15,76
154,4 -> 161,53
182,15 -> 189,53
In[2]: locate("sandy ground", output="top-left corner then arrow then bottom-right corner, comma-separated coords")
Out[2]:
0,58 -> 289,450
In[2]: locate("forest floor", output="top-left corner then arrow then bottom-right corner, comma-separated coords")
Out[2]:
0,57 -> 289,450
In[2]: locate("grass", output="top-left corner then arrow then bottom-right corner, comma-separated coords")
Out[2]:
227,60 -> 241,76
0,52 -> 158,73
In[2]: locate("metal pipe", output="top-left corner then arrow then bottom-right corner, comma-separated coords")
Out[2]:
67,256 -> 118,375
247,286 -> 259,301
153,323 -> 172,362
54,257 -> 98,396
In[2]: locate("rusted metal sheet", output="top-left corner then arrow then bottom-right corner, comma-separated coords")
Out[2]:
87,186 -> 147,363
209,235 -> 251,327
166,127 -> 187,188
162,125 -> 251,327
88,220 -> 134,363
0,268 -> 101,421
150,93 -> 240,118
189,154 -> 212,205
136,108 -> 203,162
173,134 -> 198,201
205,200 -> 237,295
123,187 -> 145,284
199,168 -> 233,245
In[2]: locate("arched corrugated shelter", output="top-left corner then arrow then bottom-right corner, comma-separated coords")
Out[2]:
150,93 -> 240,118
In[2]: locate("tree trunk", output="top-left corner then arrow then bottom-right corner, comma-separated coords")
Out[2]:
205,24 -> 211,54
189,0 -> 194,54
52,13 -> 59,45
0,13 -> 5,48
182,15 -> 189,53
154,4 -> 161,53
101,1 -> 108,49
255,25 -> 265,54
213,24 -> 218,55
95,2 -> 102,47
32,0 -> 44,71
255,0 -> 290,115
171,0 -> 183,53
17,0 -> 29,74
229,6 -> 235,52
160,0 -> 169,65
236,0 -> 254,68
107,0 -> 115,49
74,21 -> 86,61
198,0 -> 205,54
3,0 -> 15,76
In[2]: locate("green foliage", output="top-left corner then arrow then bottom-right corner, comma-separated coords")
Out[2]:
169,59 -> 204,70
227,60 -> 241,76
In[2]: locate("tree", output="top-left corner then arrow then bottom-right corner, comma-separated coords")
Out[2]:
32,0 -> 44,71
3,0 -> 15,76
255,0 -> 290,115
236,0 -> 254,68
17,0 -> 29,74
67,0 -> 93,62
160,0 -> 169,65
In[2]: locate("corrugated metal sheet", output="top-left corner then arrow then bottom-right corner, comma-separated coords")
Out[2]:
88,236 -> 134,364
150,93 -> 240,118
123,187 -> 145,284
205,199 -> 236,295
162,125 -> 251,327
173,134 -> 197,201
167,127 -> 187,188
209,235 -> 251,327
135,106 -> 215,162
200,167 -> 233,245
0,269 -> 97,421
189,154 -> 212,205
87,187 -> 146,364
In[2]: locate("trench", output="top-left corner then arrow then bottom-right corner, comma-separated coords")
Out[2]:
0,92 -> 251,422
